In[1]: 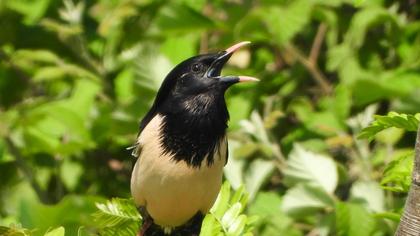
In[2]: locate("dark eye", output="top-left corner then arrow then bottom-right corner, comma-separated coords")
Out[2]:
191,63 -> 204,73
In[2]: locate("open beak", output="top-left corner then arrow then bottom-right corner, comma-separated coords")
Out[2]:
207,41 -> 259,85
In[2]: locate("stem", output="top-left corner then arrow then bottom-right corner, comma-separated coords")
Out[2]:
5,137 -> 51,203
394,125 -> 420,235
283,23 -> 332,94
309,23 -> 327,63
285,44 -> 332,95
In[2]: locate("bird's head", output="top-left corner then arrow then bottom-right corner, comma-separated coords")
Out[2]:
154,41 -> 258,114
137,42 -> 258,166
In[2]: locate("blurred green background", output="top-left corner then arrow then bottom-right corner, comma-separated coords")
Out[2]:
0,0 -> 419,235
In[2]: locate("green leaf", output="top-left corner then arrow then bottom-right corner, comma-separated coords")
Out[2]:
227,214 -> 247,236
284,144 -> 338,194
114,68 -> 135,105
244,159 -> 275,200
350,181 -> 385,212
248,192 -> 300,236
358,112 -> 420,139
261,0 -> 313,45
133,44 -> 173,91
380,151 -> 414,192
0,225 -> 31,236
155,3 -> 214,33
303,111 -> 346,136
345,6 -> 399,48
93,198 -> 141,228
12,49 -> 60,64
160,35 -> 198,64
16,194 -> 103,236
200,214 -> 221,236
60,159 -> 83,191
353,0 -> 366,7
221,202 -> 242,229
93,198 -> 141,236
6,0 -> 51,24
33,67 -> 67,82
66,79 -> 101,118
211,182 -> 231,219
44,227 -> 65,236
373,212 -> 401,222
248,192 -> 281,216
335,202 -> 375,236
352,72 -> 420,106
282,184 -> 335,217
98,221 -> 140,236
332,84 -> 352,120
291,99 -> 346,136
227,95 -> 253,131
203,182 -> 255,236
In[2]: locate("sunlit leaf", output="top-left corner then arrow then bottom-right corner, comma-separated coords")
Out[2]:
335,202 -> 375,236
261,0 -> 313,45
350,181 -> 385,212
154,3 -> 214,33
284,144 -> 338,194
282,184 -> 335,217
0,225 -> 31,236
44,226 -> 65,236
93,198 -> 141,228
358,112 -> 420,139
244,159 -> 275,200
203,182 -> 256,236
380,151 -> 414,192
6,0 -> 51,24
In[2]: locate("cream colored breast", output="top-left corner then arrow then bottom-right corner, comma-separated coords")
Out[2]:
130,114 -> 227,227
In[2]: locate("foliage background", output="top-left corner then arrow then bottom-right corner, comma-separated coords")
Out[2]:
0,0 -> 419,235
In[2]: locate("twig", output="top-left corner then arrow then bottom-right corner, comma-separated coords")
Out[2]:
5,137 -> 51,203
283,23 -> 332,94
309,23 -> 327,63
285,44 -> 332,95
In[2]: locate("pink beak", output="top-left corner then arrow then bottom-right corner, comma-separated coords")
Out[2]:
223,41 -> 259,83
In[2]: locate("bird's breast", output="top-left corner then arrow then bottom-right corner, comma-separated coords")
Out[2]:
130,114 -> 227,227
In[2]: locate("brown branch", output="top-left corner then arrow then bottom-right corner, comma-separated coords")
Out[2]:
309,23 -> 327,63
285,44 -> 332,94
281,23 -> 332,95
394,124 -> 420,235
5,137 -> 51,203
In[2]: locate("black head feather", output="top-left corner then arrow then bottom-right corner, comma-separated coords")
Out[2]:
137,43 -> 257,168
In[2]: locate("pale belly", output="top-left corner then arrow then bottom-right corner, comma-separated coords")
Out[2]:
130,115 -> 226,227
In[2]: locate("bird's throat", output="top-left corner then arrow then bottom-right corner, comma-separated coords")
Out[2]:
159,95 -> 229,168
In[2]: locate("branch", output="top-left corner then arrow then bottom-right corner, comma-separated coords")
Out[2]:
309,23 -> 327,63
286,44 -> 332,94
283,23 -> 332,94
394,124 -> 420,235
4,137 -> 51,204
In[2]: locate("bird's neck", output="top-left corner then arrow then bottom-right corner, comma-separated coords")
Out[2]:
159,94 -> 229,168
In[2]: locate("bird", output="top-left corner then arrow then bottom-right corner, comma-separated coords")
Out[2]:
130,41 -> 258,236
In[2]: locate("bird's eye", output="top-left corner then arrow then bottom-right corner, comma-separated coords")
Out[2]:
191,63 -> 204,73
